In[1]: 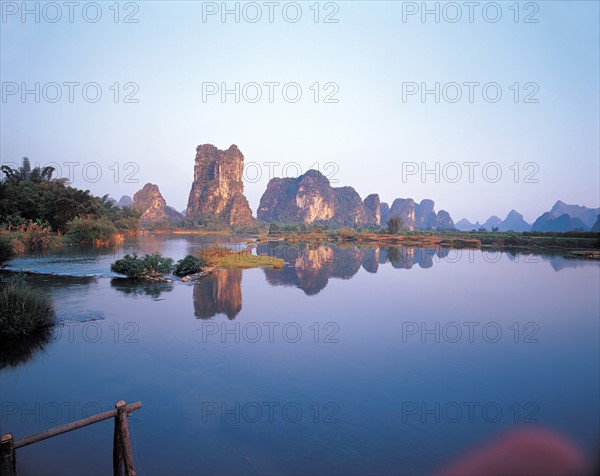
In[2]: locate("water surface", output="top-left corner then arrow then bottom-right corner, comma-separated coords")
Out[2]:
1,235 -> 598,475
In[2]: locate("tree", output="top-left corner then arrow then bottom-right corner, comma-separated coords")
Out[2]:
1,157 -> 54,184
387,216 -> 404,235
0,158 -> 106,232
100,194 -> 118,214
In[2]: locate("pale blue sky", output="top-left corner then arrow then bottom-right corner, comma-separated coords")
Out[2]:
1,1 -> 599,223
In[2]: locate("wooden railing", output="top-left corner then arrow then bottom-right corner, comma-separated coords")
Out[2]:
1,400 -> 142,476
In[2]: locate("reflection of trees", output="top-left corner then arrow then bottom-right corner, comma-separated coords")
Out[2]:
110,278 -> 173,299
0,327 -> 53,370
193,269 -> 242,319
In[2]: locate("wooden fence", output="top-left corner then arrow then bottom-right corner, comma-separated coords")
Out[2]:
1,400 -> 142,476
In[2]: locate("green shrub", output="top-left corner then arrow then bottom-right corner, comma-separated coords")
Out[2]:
173,255 -> 207,277
111,254 -> 144,278
0,275 -> 56,338
111,253 -> 174,279
268,223 -> 281,235
65,216 -> 120,243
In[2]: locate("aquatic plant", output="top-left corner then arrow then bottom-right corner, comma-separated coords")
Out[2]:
0,275 -> 56,339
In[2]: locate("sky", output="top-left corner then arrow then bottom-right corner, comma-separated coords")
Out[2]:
1,0 -> 599,224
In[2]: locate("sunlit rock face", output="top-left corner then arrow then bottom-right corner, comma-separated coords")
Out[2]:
257,169 -> 379,227
193,269 -> 242,319
133,183 -> 182,225
186,144 -> 254,226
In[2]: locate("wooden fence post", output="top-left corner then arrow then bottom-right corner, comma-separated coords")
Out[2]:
113,403 -> 124,476
1,433 -> 16,476
115,400 -> 137,476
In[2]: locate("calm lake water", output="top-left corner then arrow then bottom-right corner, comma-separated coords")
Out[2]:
1,234 -> 599,475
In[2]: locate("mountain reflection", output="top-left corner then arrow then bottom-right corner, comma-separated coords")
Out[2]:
193,269 -> 242,319
258,244 -> 450,296
187,244 -> 596,318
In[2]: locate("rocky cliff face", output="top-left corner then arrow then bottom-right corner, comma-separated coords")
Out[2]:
186,144 -> 254,226
364,194 -> 381,226
433,210 -> 454,229
380,198 -> 454,230
133,183 -> 182,225
257,169 -> 379,227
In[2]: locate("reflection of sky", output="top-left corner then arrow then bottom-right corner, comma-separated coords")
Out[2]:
2,244 -> 598,475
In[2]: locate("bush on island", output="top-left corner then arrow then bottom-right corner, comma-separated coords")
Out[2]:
173,255 -> 209,277
111,253 -> 174,279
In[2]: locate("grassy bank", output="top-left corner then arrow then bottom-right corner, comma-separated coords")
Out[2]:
259,230 -> 481,248
199,244 -> 284,269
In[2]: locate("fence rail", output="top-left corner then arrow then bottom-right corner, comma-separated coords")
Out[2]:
1,400 -> 142,476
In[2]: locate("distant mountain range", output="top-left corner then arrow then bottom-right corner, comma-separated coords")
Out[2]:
105,143 -> 599,232
455,210 -> 531,232
456,201 -> 600,232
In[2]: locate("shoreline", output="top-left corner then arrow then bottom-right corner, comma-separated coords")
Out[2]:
257,230 -> 600,259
